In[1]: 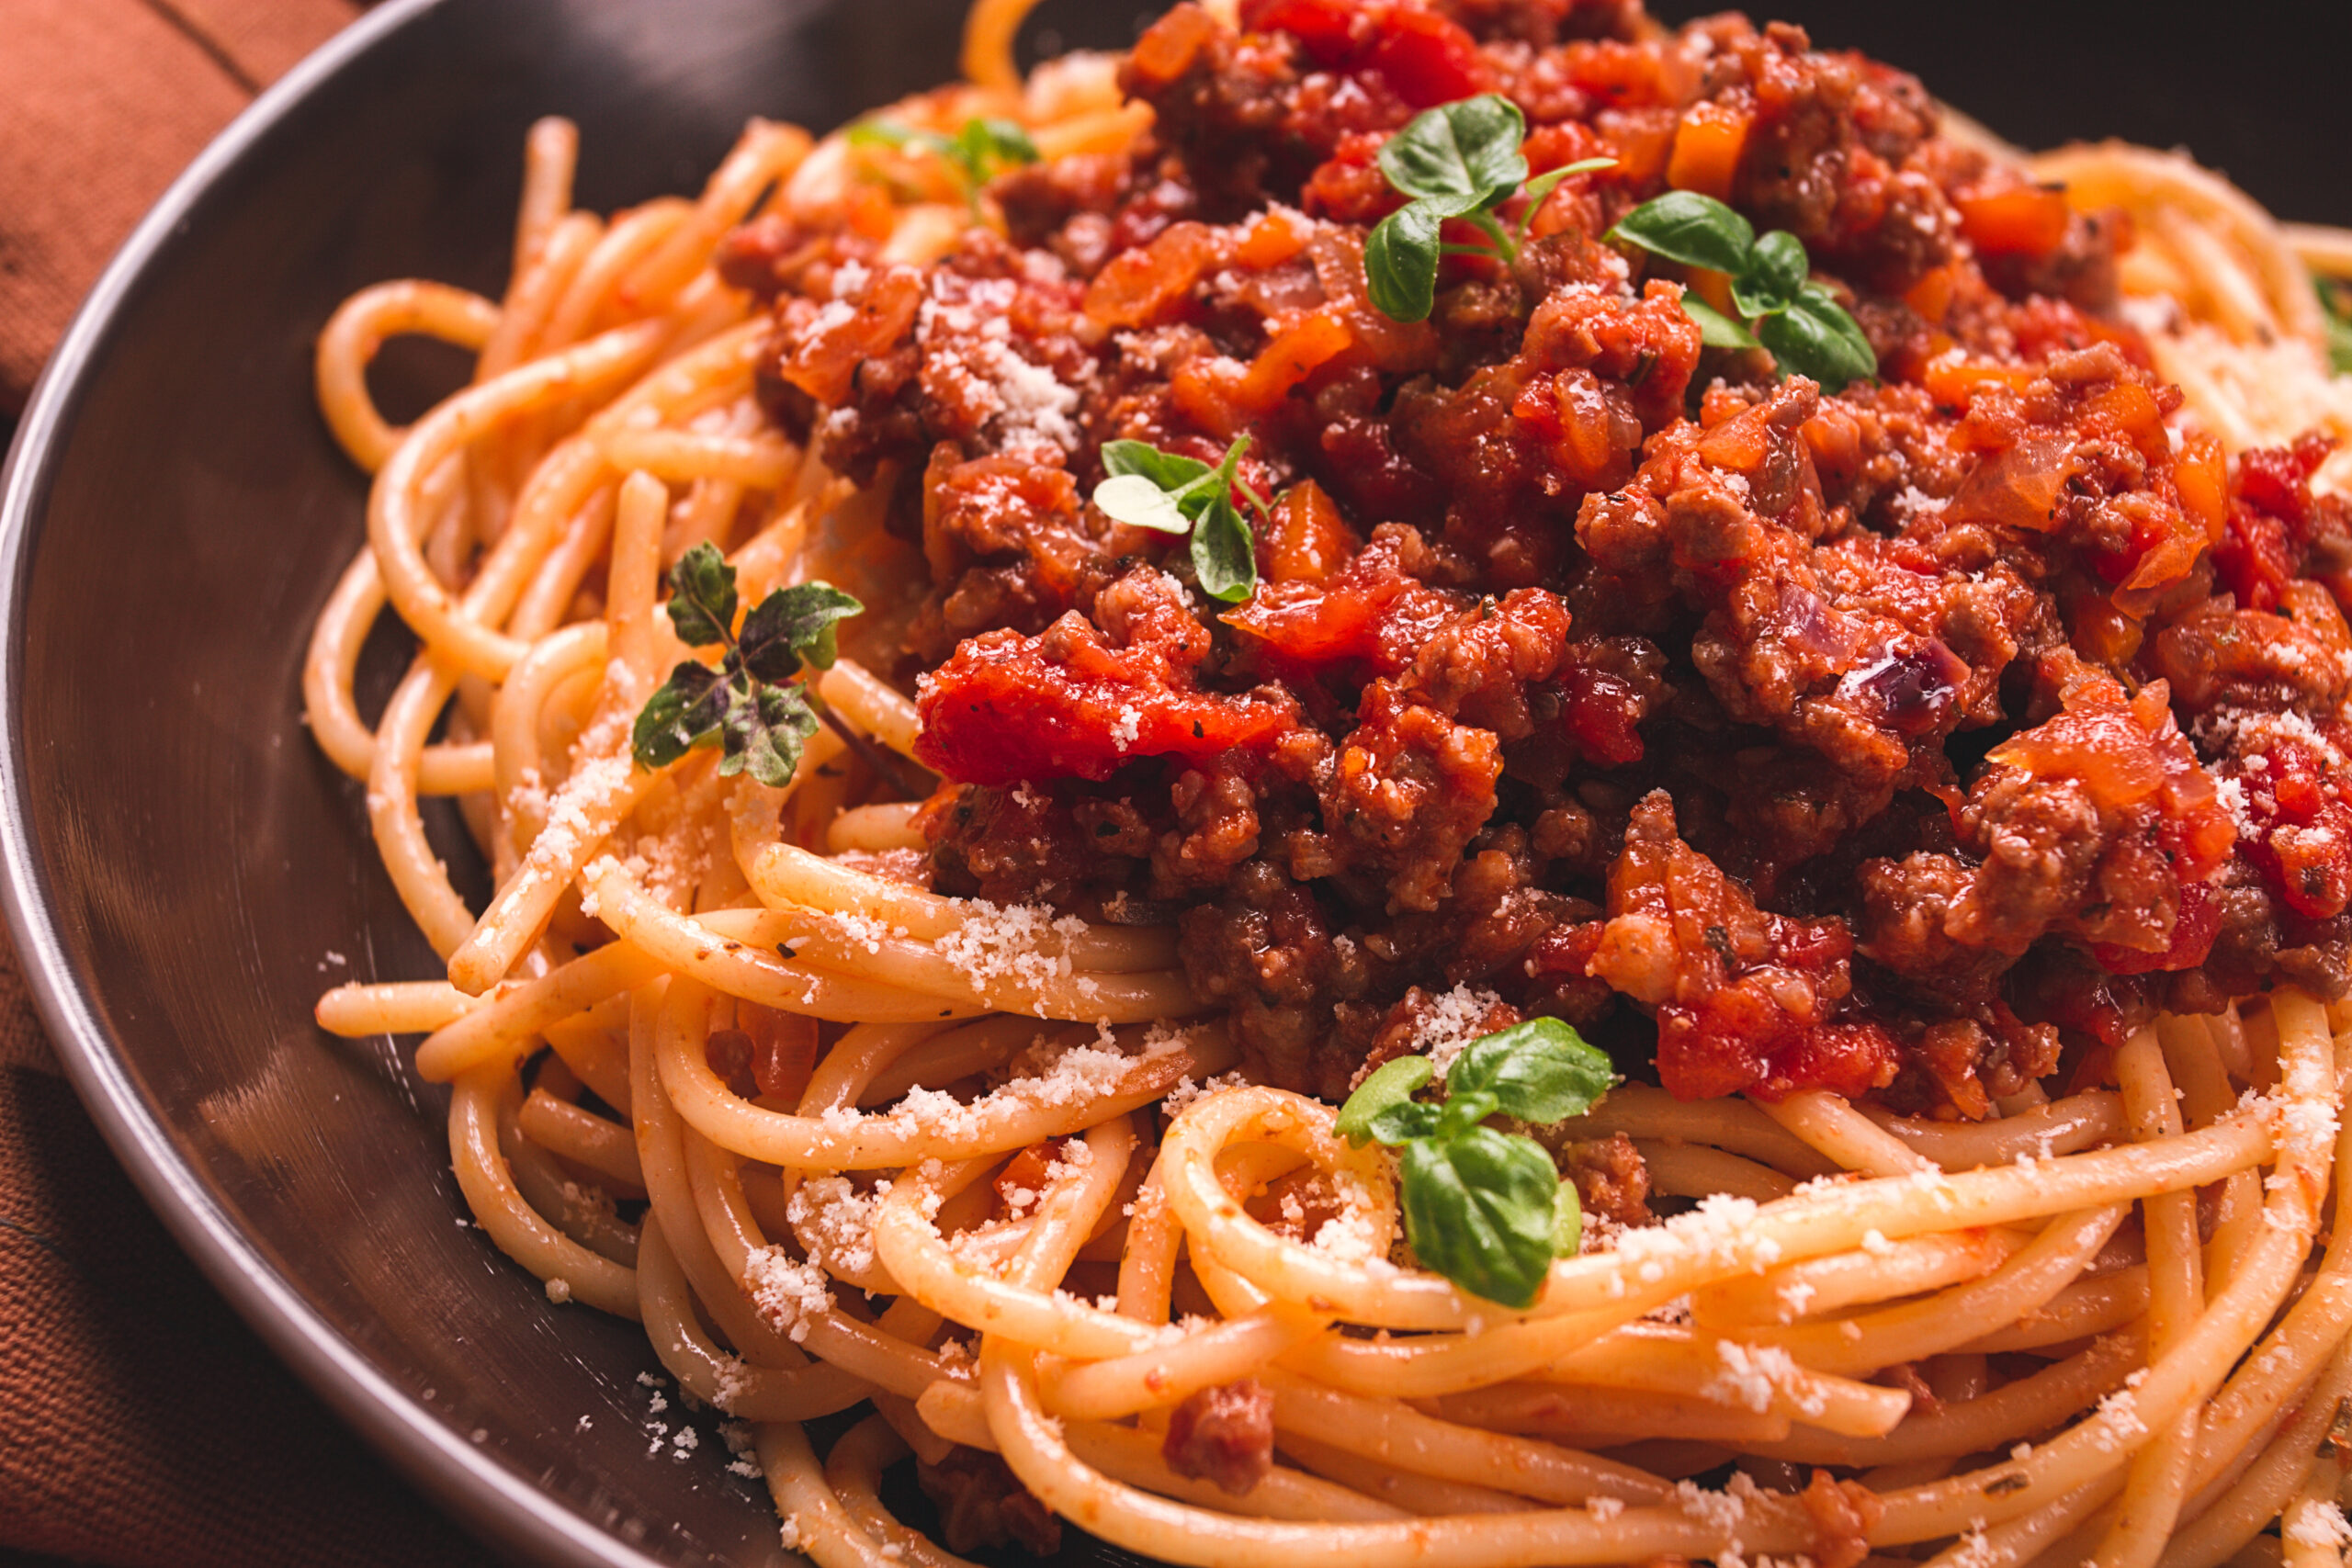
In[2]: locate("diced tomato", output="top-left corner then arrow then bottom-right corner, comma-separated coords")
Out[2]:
2090,880 -> 2222,975
1364,9 -> 1484,107
915,624 -> 1298,787
1666,99 -> 1749,202
1240,0 -> 1355,64
1954,184 -> 2071,257
1260,479 -> 1359,585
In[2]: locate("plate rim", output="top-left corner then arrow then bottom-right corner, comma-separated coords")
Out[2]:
0,4 -> 691,1563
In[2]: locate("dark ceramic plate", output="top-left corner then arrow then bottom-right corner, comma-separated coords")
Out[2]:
4,1 -> 2349,1565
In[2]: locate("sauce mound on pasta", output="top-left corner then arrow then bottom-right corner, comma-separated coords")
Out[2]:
308,0 -> 2352,1562
727,0 -> 2351,1121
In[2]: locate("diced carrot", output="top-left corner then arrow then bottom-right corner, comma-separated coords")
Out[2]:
994,1139 -> 1069,1207
1597,106 -> 1677,187
1235,207 -> 1306,269
844,182 -> 897,241
2067,595 -> 2143,668
1902,264 -> 1958,326
1261,479 -> 1359,584
1800,405 -> 1862,488
1953,184 -> 2071,257
1231,311 -> 1351,413
1084,221 -> 1221,328
1129,4 -> 1219,85
1666,99 -> 1749,202
1921,354 -> 2038,409
2175,429 -> 2228,545
2085,381 -> 2166,462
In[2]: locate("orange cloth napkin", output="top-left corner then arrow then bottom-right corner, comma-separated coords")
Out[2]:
0,4 -> 502,1562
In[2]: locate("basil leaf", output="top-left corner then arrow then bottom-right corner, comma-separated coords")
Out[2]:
1756,282 -> 1877,392
1519,157 -> 1616,211
1191,494 -> 1257,604
1102,439 -> 1212,491
1364,199 -> 1451,324
632,660 -> 727,771
2322,281 -> 2352,377
1398,1127 -> 1564,1309
1513,156 -> 1616,242
845,118 -> 933,152
1679,294 -> 1761,350
1731,229 -> 1808,319
1165,431 -> 1251,515
956,117 -> 1040,181
665,541 -> 739,649
1554,1177 -> 1583,1258
1378,93 -> 1527,207
1335,1056 -> 1434,1145
720,680 -> 821,787
1445,1017 -> 1616,1126
738,581 -> 863,682
1093,473 -> 1195,534
1366,1098 -> 1444,1145
1608,190 -> 1756,276
1433,1086 -> 1501,1140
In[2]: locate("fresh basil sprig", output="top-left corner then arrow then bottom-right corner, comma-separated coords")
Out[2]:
2322,278 -> 2352,377
1362,93 -> 1614,323
1606,190 -> 1876,391
1333,1018 -> 1616,1309
847,116 -> 1040,217
1091,434 -> 1270,603
629,543 -> 862,788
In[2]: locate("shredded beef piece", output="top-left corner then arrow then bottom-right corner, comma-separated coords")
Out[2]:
1161,1378 -> 1277,1496
915,1446 -> 1063,1556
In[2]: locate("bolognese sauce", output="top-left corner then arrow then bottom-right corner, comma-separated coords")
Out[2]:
718,0 -> 2352,1118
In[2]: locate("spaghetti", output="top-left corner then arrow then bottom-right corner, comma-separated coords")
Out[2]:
311,2 -> 2352,1565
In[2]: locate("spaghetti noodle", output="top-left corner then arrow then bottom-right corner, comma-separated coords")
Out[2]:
311,1 -> 2352,1564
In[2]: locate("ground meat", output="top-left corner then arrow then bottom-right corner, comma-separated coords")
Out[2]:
1796,1469 -> 1883,1568
1161,1378 -> 1277,1495
1179,860 -> 1345,1093
1584,791 -> 1898,1100
740,0 -> 2352,1115
1555,1130 -> 1653,1227
914,1446 -> 1063,1556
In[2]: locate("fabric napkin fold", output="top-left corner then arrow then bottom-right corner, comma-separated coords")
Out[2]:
1,3 -> 505,1562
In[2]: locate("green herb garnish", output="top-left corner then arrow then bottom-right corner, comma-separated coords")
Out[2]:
848,116 -> 1040,218
1607,190 -> 1877,392
1091,434 -> 1271,604
1361,92 -> 1614,324
629,543 -> 862,788
1333,1017 -> 1616,1309
2321,278 -> 2352,377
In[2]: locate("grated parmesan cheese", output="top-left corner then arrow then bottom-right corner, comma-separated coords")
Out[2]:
745,1247 -> 832,1343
